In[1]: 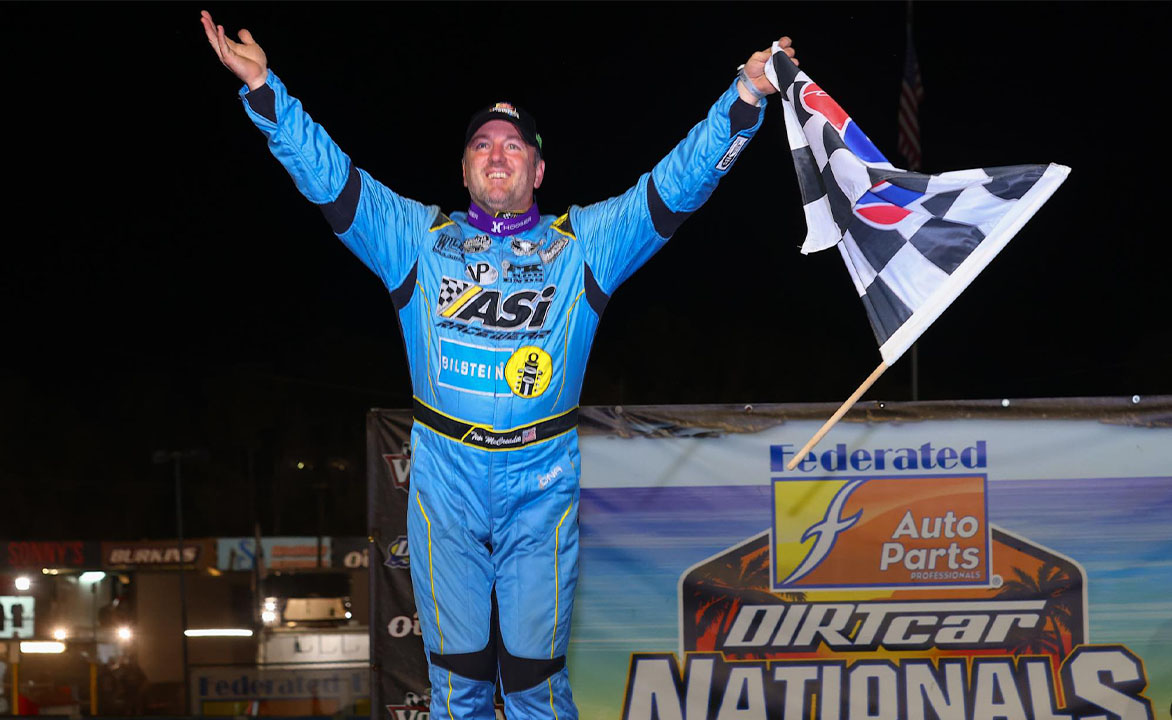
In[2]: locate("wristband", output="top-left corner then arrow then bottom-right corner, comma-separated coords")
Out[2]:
737,66 -> 769,101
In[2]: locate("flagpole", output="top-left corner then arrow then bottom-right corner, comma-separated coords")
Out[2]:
785,362 -> 888,470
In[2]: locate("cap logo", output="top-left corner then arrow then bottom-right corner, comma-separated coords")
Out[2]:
490,102 -> 521,120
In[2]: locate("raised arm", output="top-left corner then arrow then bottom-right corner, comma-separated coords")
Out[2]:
572,37 -> 798,295
199,11 -> 433,296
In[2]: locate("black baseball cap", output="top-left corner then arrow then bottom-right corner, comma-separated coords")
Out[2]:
464,102 -> 543,157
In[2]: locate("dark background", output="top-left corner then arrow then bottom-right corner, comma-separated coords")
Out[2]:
3,2 -> 1167,540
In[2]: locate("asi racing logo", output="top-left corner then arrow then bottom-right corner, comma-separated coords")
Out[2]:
435,276 -> 555,338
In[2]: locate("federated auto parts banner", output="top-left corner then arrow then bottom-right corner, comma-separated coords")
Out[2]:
368,398 -> 1171,718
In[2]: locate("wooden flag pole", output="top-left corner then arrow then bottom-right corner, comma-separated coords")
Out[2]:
786,361 -> 889,470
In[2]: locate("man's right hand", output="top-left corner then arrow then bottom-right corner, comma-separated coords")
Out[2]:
200,10 -> 268,91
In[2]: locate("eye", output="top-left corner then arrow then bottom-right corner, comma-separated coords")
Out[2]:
506,142 -> 522,151
475,141 -> 490,150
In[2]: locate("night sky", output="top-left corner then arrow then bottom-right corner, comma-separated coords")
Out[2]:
3,2 -> 1168,541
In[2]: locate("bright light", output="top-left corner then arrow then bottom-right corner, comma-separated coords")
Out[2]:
117,626 -> 133,641
296,461 -> 305,469
15,576 -> 31,591
80,571 -> 106,583
263,597 -> 278,611
52,627 -> 69,641
184,628 -> 254,638
344,611 -> 352,619
261,610 -> 277,624
20,641 -> 66,654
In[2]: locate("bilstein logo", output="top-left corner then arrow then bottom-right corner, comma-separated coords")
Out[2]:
436,276 -> 556,330
772,474 -> 990,590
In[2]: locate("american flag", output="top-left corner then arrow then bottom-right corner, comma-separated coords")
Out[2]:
764,47 -> 1069,365
897,21 -> 924,171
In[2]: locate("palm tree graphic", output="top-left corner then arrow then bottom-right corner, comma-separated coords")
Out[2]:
995,561 -> 1079,657
687,539 -> 807,658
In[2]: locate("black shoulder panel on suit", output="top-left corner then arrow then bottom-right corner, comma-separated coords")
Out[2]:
390,261 -> 418,311
320,163 -> 361,234
584,264 -> 609,316
647,174 -> 693,238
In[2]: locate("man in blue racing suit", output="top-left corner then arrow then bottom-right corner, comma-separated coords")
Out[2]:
201,11 -> 797,718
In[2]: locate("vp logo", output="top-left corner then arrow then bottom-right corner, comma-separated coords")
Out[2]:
465,261 -> 498,285
779,479 -> 863,586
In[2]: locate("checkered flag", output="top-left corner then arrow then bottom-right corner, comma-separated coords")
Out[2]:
765,47 -> 1069,365
437,276 -> 478,316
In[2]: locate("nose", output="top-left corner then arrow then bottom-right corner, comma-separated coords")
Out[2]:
488,142 -> 507,163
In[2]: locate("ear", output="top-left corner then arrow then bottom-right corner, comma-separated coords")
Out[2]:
533,159 -> 546,190
461,156 -> 469,188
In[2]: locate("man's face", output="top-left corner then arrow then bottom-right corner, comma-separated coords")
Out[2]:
462,119 -> 545,214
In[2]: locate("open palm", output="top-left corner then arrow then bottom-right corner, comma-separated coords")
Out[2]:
200,10 -> 268,91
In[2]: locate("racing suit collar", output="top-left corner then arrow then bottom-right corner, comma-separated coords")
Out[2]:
467,201 -> 541,237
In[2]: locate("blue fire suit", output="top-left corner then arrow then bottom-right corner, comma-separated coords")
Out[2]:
240,71 -> 765,718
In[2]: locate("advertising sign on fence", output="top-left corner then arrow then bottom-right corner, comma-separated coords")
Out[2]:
190,665 -> 368,716
216,536 -> 331,571
368,398 -> 1171,718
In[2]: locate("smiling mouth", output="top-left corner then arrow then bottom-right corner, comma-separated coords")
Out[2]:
487,171 -> 509,180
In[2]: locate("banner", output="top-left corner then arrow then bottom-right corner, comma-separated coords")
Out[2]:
216,536 -> 331,570
102,539 -> 214,571
190,665 -> 368,716
367,409 -> 421,714
368,398 -> 1171,718
1,540 -> 100,568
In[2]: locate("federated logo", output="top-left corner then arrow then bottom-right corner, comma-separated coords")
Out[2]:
772,475 -> 990,590
384,535 -> 410,569
617,438 -> 1155,718
505,346 -> 552,398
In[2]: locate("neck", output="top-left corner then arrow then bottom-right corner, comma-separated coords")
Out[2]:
467,200 -> 541,236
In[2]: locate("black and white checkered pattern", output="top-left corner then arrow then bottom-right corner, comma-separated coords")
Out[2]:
765,49 -> 1070,364
437,276 -> 475,314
